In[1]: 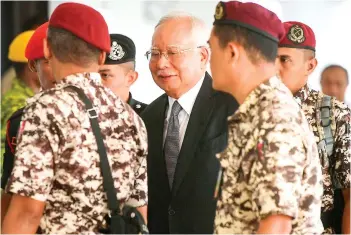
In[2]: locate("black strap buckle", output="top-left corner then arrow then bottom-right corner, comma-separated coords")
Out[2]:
87,107 -> 98,119
320,105 -> 332,127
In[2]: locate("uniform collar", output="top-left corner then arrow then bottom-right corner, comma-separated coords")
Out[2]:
229,76 -> 281,122
56,72 -> 102,88
127,92 -> 135,105
294,84 -> 310,107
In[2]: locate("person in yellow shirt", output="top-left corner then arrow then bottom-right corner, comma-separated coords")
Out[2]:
1,30 -> 40,157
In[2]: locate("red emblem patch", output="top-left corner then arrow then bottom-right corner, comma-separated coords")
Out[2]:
257,140 -> 264,160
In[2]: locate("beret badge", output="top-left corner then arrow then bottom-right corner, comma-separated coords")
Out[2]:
287,24 -> 306,44
214,2 -> 225,20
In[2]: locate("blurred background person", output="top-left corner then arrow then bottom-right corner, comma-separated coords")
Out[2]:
1,30 -> 41,157
320,65 -> 350,107
320,64 -> 350,234
2,11 -> 48,95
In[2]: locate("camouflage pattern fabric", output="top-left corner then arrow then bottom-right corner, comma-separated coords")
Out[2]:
1,78 -> 34,158
295,84 -> 351,234
5,73 -> 148,234
215,77 -> 324,234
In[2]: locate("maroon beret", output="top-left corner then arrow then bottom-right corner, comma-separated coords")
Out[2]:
279,21 -> 316,51
213,1 -> 285,42
49,2 -> 110,52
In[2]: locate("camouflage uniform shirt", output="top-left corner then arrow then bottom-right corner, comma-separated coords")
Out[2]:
215,77 -> 324,234
295,84 -> 351,233
5,73 -> 148,234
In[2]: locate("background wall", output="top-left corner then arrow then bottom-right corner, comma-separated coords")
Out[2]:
48,0 -> 351,104
1,1 -> 48,75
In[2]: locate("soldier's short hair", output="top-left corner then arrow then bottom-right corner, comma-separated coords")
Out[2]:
47,26 -> 101,67
119,61 -> 136,73
303,49 -> 316,61
213,24 -> 278,65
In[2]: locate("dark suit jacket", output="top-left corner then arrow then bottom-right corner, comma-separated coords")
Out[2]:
141,73 -> 238,234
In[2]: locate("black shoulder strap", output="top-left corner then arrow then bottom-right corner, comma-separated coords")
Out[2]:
66,85 -> 120,216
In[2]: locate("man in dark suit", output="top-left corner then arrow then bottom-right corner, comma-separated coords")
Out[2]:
99,34 -> 147,115
141,12 -> 238,234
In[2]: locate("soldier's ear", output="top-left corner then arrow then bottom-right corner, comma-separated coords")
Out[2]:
306,57 -> 318,76
126,70 -> 138,87
227,42 -> 240,65
28,60 -> 37,73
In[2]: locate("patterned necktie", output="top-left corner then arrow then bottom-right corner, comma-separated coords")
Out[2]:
164,101 -> 182,189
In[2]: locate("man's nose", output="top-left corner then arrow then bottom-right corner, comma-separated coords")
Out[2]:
156,53 -> 171,70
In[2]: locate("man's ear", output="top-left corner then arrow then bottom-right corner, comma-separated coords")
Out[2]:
125,70 -> 138,87
28,60 -> 37,73
43,38 -> 52,60
200,46 -> 209,69
227,41 -> 240,65
306,57 -> 318,76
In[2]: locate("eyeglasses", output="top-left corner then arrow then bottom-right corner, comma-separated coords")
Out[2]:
145,46 -> 203,62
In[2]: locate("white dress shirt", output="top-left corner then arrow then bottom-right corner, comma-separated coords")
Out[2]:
163,76 -> 205,148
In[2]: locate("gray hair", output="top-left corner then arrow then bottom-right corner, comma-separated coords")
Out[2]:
155,11 -> 210,47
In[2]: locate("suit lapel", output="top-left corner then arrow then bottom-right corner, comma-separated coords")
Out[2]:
172,73 -> 216,196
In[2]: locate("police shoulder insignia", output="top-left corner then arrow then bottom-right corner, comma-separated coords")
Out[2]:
214,2 -> 225,20
287,24 -> 306,44
108,41 -> 125,61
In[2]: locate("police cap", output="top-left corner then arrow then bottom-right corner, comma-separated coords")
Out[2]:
105,34 -> 136,65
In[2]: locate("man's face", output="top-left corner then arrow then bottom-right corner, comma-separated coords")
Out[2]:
99,64 -> 128,97
276,47 -> 309,94
35,59 -> 55,90
321,67 -> 348,101
149,19 -> 206,99
208,28 -> 231,93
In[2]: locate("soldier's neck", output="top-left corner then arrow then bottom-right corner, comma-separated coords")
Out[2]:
231,63 -> 276,105
53,62 -> 100,81
122,91 -> 130,103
